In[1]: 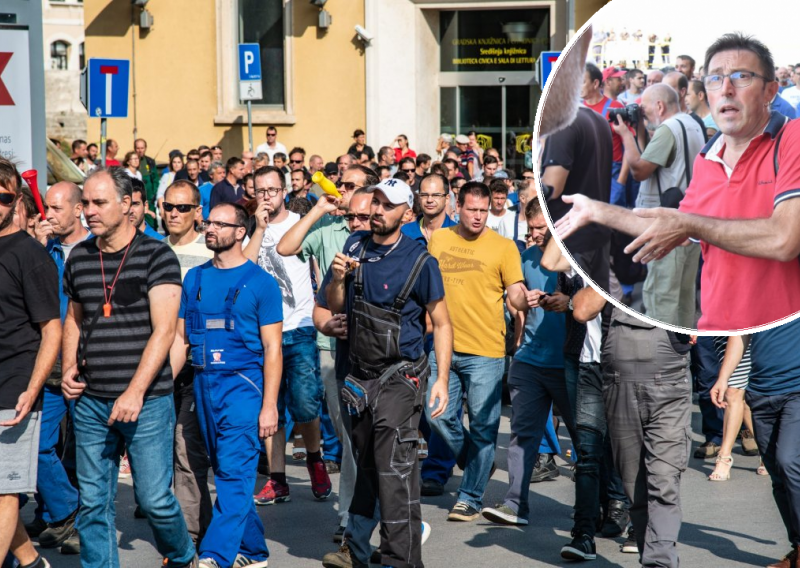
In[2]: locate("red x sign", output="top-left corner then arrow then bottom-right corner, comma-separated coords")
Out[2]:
0,53 -> 13,106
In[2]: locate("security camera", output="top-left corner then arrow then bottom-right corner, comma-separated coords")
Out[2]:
355,25 -> 374,43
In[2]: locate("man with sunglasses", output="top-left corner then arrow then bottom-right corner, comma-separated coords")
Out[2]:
398,157 -> 419,191
0,159 -> 62,568
288,148 -> 306,172
162,180 -> 214,546
255,126 -> 287,166
276,165 -> 379,540
171,202 -> 282,568
244,166 -> 331,508
557,32 -> 800,331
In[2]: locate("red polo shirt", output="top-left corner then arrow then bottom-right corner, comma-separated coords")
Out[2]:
584,97 -> 624,162
679,113 -> 800,330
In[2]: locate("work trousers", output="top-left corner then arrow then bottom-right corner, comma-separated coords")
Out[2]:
349,365 -> 428,568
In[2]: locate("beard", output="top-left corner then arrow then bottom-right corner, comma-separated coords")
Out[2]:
206,233 -> 237,252
371,214 -> 403,236
0,209 -> 14,232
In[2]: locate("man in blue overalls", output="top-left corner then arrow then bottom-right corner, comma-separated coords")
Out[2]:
171,202 -> 283,568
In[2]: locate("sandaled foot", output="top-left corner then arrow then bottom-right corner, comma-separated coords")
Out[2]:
708,455 -> 733,481
757,460 -> 768,476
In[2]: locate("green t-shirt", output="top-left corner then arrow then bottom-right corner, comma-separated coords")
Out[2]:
641,124 -> 677,168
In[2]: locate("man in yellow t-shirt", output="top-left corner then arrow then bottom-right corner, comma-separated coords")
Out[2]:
427,181 -> 527,522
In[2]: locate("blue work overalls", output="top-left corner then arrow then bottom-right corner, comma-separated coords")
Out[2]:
185,262 -> 269,567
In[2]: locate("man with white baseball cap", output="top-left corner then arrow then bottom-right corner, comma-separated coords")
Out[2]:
318,177 -> 453,567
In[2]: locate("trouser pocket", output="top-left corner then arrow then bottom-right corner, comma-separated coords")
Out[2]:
341,375 -> 368,416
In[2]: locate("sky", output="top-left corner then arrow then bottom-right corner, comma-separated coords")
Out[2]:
587,0 -> 798,69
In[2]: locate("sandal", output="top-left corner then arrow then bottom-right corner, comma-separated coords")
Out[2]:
708,455 -> 733,481
757,459 -> 768,476
292,435 -> 306,461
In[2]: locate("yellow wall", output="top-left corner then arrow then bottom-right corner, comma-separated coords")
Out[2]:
84,1 -> 365,165
575,0 -> 611,30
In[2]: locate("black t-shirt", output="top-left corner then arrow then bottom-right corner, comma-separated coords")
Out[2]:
542,106 -> 612,253
347,144 -> 375,161
63,231 -> 182,399
0,231 -> 60,409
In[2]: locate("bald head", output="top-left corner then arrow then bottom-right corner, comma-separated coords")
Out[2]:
47,181 -> 82,206
647,70 -> 664,86
45,181 -> 84,239
642,83 -> 681,130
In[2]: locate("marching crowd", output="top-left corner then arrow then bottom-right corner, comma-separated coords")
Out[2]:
1,29 -> 800,568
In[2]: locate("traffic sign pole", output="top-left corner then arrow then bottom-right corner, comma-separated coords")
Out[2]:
247,101 -> 253,152
100,118 -> 107,168
238,43 -> 262,152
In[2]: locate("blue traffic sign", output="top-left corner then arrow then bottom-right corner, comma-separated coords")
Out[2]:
238,44 -> 262,81
88,58 -> 130,118
539,51 -> 562,87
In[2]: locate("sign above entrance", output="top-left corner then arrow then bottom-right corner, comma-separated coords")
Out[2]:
440,9 -> 550,73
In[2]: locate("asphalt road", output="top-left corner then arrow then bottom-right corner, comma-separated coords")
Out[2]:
26,402 -> 786,567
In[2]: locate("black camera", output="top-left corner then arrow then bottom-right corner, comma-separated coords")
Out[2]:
608,103 -> 641,126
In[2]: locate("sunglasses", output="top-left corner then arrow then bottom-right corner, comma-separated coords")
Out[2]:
289,159 -> 303,164
401,168 -> 415,173
343,214 -> 371,223
0,192 -> 15,206
163,202 -> 198,213
340,182 -> 361,191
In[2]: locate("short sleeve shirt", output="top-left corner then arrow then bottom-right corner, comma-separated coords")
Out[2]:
640,124 -> 676,168
429,226 -> 523,358
748,317 -> 800,395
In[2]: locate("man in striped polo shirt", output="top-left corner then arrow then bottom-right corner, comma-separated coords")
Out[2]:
61,167 -> 196,568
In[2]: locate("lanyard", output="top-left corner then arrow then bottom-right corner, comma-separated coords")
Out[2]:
99,235 -> 135,318
347,234 -> 404,264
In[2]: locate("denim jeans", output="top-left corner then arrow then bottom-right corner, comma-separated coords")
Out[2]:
747,390 -> 800,547
425,351 -> 505,510
35,385 -> 79,523
691,337 -> 724,445
277,326 -> 323,426
74,393 -> 194,568
419,409 -> 459,486
564,355 -> 606,538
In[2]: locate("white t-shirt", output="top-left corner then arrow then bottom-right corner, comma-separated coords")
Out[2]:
487,210 -> 517,239
780,86 -> 800,110
567,269 -> 602,363
255,141 -> 288,165
257,211 -> 314,331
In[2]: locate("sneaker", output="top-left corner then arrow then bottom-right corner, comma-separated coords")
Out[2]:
199,559 -> 221,568
421,478 -> 444,496
39,510 -> 78,548
693,441 -> 720,459
322,543 -> 368,568
621,526 -> 639,554
333,525 -> 345,543
447,501 -> 481,522
60,527 -> 81,555
307,459 -> 333,500
421,521 -> 432,545
600,499 -> 629,538
482,504 -> 529,526
119,454 -> 132,478
561,533 -> 597,560
232,554 -> 269,567
740,429 -> 759,456
254,479 -> 291,505
530,454 -> 560,483
24,517 -> 48,538
325,460 -> 341,474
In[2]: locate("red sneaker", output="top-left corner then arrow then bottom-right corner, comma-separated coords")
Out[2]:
253,479 -> 291,506
307,460 -> 332,500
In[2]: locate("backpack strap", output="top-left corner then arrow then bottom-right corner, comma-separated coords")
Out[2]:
392,251 -> 432,311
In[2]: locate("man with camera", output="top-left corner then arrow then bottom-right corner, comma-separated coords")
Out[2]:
609,83 -> 704,328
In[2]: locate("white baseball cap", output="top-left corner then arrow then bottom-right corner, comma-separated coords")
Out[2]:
369,178 -> 414,208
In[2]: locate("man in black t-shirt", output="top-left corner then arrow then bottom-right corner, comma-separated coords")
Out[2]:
60,168 -> 196,568
541,106 -> 612,290
0,159 -> 62,568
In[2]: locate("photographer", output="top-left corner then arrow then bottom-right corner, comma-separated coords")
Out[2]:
610,83 -> 704,328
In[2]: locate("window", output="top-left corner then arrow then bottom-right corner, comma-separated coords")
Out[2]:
50,41 -> 69,70
79,42 -> 85,70
238,0 -> 284,106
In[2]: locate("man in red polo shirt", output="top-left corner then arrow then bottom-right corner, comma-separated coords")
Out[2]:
555,33 -> 800,331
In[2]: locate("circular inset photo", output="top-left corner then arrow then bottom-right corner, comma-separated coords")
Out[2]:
534,0 -> 800,334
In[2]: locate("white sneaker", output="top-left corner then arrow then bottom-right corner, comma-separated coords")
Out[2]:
198,559 -> 221,568
233,554 -> 268,567
421,521 -> 431,545
118,455 -> 131,479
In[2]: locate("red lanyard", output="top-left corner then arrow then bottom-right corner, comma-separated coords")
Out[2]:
99,236 -> 135,318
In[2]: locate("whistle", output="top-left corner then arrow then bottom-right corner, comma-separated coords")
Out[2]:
21,170 -> 46,219
311,171 -> 342,199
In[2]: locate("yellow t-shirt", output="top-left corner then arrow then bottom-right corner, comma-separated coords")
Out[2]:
429,226 -> 523,358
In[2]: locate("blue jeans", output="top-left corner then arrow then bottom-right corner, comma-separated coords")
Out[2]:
74,393 -> 194,568
691,336 -> 724,445
425,351 -> 505,510
35,385 -> 79,523
419,410 -> 459,485
277,326 -> 323,426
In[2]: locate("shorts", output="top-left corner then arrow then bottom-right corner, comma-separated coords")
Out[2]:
0,410 -> 41,494
278,326 -> 323,426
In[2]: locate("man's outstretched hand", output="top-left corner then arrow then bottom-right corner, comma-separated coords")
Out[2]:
554,194 -> 595,240
625,207 -> 691,263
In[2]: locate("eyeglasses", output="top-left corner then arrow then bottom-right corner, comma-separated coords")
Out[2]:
163,202 -> 198,213
703,70 -> 769,90
401,168 -> 416,173
255,187 -> 283,197
340,182 -> 362,191
0,192 -> 15,206
201,220 -> 244,230
419,193 -> 446,200
343,214 -> 371,223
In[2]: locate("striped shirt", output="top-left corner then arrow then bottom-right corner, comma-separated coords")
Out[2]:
63,231 -> 182,399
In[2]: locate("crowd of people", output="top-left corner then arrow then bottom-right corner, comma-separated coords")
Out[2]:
1,28 -> 800,568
